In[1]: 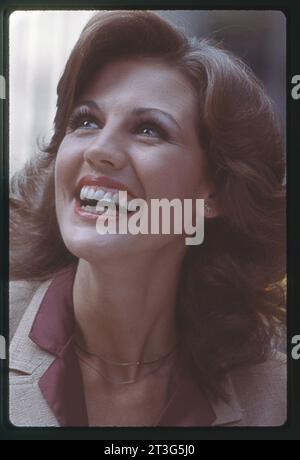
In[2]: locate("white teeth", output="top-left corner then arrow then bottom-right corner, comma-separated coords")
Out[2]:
103,191 -> 114,200
80,186 -> 124,202
79,185 -> 136,212
82,204 -> 107,215
94,189 -> 105,200
85,205 -> 95,212
87,189 -> 95,200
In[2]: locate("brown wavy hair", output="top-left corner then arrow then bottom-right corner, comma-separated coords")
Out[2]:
10,11 -> 286,400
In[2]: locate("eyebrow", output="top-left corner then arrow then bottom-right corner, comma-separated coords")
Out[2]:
132,107 -> 182,133
76,100 -> 183,134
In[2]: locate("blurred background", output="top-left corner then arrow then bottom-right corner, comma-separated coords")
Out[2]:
9,10 -> 286,176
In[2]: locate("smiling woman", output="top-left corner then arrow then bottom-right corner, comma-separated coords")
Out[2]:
55,56 -> 209,264
9,10 -> 286,427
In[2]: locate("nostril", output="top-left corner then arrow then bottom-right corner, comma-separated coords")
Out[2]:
86,157 -> 115,169
101,159 -> 114,166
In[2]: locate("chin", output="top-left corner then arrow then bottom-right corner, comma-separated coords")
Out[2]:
59,210 -> 186,262
63,232 -> 182,264
63,229 -> 160,263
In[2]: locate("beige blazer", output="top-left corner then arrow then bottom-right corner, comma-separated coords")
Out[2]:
9,279 -> 287,427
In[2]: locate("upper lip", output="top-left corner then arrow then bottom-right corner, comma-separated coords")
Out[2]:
76,175 -> 136,199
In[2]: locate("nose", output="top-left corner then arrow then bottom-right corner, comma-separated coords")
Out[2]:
83,124 -> 128,172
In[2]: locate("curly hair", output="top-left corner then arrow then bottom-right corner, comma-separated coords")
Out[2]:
10,10 -> 286,400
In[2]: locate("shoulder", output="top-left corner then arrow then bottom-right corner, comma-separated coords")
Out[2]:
9,279 -> 48,342
229,351 -> 287,426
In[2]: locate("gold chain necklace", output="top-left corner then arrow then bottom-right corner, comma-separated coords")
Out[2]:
74,341 -> 179,385
74,340 -> 178,366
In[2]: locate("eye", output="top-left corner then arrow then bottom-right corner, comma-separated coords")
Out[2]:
67,107 -> 101,131
136,122 -> 166,139
79,119 -> 99,129
139,125 -> 159,137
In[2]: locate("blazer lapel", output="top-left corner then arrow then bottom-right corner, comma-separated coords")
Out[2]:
10,264 -> 88,427
9,280 -> 59,426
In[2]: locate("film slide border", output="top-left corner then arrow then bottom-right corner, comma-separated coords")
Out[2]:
0,0 -> 299,441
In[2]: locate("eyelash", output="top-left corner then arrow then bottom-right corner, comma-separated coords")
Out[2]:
67,107 -> 169,140
67,108 -> 100,131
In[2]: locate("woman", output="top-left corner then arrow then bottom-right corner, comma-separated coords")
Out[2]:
9,10 -> 286,427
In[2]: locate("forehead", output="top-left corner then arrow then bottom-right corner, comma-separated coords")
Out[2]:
80,57 -> 198,121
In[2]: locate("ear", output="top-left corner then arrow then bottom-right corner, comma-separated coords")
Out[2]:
198,182 -> 219,219
204,193 -> 219,219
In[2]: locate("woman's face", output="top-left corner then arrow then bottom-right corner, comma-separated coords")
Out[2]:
55,57 -> 213,262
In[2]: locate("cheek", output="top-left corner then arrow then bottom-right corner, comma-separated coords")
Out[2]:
136,147 -> 204,199
55,138 -> 83,196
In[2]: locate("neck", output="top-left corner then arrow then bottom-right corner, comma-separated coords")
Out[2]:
73,243 -> 185,373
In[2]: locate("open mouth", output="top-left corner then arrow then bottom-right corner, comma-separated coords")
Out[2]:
76,185 -> 135,218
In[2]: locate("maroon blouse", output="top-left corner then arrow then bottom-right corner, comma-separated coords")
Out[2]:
28,264 -> 216,427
